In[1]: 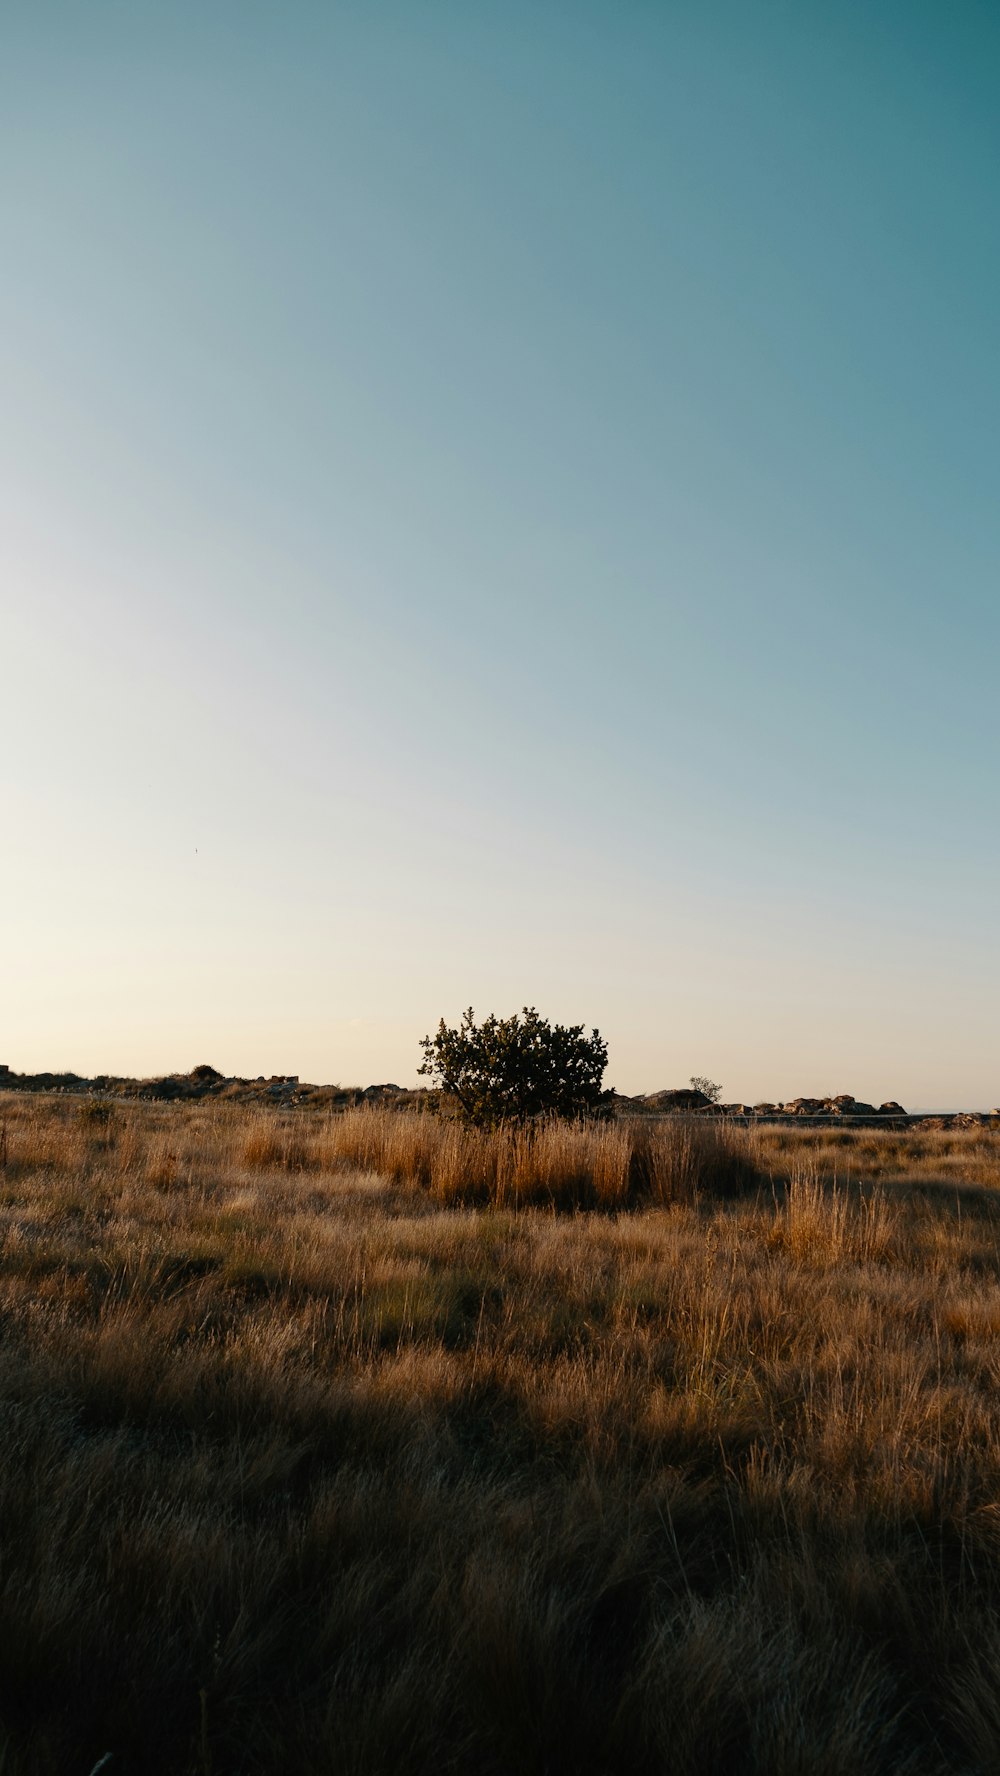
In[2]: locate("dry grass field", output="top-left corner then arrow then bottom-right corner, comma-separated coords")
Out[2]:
2,1096 -> 1000,1774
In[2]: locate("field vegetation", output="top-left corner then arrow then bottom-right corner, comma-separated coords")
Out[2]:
2,1095 -> 1000,1772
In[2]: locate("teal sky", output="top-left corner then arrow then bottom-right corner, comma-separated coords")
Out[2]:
3,2 -> 997,1104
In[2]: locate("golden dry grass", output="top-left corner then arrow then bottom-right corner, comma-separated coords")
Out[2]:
1,1095 -> 1000,1772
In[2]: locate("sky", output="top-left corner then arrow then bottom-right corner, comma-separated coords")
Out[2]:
2,1 -> 997,1105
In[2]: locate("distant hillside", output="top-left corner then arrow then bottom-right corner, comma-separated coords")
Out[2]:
1,1065 -> 997,1128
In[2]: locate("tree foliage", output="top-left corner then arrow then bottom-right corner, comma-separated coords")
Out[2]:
418,1007 -> 613,1128
689,1076 -> 722,1104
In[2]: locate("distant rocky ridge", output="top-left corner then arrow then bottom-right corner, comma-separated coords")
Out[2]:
0,1066 -> 996,1129
612,1088 -> 999,1129
0,1063 -> 427,1112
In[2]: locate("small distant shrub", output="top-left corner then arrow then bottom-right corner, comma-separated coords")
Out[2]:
689,1076 -> 723,1105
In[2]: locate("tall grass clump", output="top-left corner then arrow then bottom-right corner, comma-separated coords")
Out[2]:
298,1108 -> 760,1208
627,1115 -> 760,1205
241,1113 -> 311,1172
771,1168 -> 902,1266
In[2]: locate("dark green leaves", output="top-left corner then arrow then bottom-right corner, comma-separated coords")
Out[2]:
418,1007 -> 612,1128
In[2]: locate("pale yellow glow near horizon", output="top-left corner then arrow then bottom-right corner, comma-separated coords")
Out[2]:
4,545 -> 995,1108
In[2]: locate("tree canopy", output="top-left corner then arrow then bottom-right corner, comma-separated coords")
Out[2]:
689,1076 -> 722,1104
418,1007 -> 613,1128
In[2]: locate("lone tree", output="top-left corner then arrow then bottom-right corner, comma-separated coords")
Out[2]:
689,1076 -> 722,1104
418,1006 -> 613,1128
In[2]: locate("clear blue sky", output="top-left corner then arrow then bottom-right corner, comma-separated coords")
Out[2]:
2,2 -> 997,1104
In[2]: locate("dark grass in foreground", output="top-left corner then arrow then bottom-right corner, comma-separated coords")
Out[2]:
3,1100 -> 1000,1772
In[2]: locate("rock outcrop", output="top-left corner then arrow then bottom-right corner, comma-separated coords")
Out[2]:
640,1088 -> 712,1112
2,1068 -> 995,1129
